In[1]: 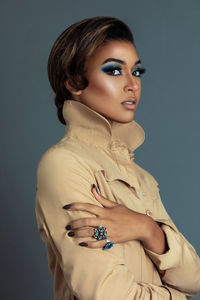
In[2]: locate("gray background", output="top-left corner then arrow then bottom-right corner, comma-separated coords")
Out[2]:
1,0 -> 200,299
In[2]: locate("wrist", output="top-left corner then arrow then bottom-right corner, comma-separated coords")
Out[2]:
139,214 -> 154,243
140,215 -> 168,255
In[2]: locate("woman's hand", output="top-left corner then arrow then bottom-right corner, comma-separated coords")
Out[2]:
63,184 -> 150,249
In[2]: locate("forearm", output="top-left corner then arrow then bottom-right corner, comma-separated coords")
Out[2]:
140,215 -> 169,255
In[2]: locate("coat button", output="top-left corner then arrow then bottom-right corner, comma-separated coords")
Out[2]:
146,209 -> 152,217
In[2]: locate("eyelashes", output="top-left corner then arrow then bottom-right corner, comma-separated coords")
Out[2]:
101,64 -> 146,77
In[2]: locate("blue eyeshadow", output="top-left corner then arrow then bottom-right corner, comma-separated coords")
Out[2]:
101,64 -> 122,72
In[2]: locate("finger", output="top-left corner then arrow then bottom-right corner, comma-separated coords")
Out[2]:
91,185 -> 117,208
79,239 -> 113,249
65,202 -> 105,217
68,227 -> 94,238
70,217 -> 106,230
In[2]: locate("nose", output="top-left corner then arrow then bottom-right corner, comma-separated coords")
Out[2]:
123,73 -> 139,92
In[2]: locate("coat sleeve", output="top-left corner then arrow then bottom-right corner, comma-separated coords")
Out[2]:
35,147 -> 187,300
144,181 -> 200,299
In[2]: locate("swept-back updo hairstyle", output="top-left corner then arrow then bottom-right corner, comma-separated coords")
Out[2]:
47,16 -> 135,124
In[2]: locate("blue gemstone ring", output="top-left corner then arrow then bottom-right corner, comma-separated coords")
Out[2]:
93,225 -> 107,241
103,239 -> 114,251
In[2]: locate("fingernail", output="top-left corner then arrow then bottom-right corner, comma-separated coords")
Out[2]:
68,231 -> 75,237
92,184 -> 98,194
65,225 -> 71,230
79,242 -> 88,247
63,204 -> 71,210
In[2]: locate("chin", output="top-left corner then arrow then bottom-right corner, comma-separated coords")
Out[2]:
119,113 -> 135,123
105,111 -> 135,124
115,116 -> 135,124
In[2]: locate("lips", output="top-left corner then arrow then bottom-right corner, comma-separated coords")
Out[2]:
121,98 -> 137,104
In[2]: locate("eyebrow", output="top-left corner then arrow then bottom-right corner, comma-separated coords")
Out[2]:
101,58 -> 141,67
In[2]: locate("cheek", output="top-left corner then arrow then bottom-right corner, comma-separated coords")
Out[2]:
88,74 -> 120,96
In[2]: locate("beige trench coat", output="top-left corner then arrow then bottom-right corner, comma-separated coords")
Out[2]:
35,100 -> 200,300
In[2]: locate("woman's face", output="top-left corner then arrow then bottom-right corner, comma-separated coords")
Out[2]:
66,40 -> 145,124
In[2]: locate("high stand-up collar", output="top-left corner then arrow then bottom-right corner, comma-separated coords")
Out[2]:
62,100 -> 145,154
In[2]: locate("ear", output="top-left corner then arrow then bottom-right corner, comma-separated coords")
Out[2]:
64,79 -> 82,96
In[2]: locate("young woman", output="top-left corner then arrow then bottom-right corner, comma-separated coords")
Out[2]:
35,16 -> 200,300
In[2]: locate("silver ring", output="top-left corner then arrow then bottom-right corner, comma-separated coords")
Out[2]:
93,225 -> 107,240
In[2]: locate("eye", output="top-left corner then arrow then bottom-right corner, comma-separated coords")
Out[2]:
101,65 -> 122,76
132,66 -> 146,77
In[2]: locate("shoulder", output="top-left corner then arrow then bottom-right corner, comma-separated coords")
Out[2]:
36,142 -> 93,179
37,133 -> 104,177
38,144 -> 75,166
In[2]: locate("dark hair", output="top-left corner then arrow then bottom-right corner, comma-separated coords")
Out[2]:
47,16 -> 135,124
